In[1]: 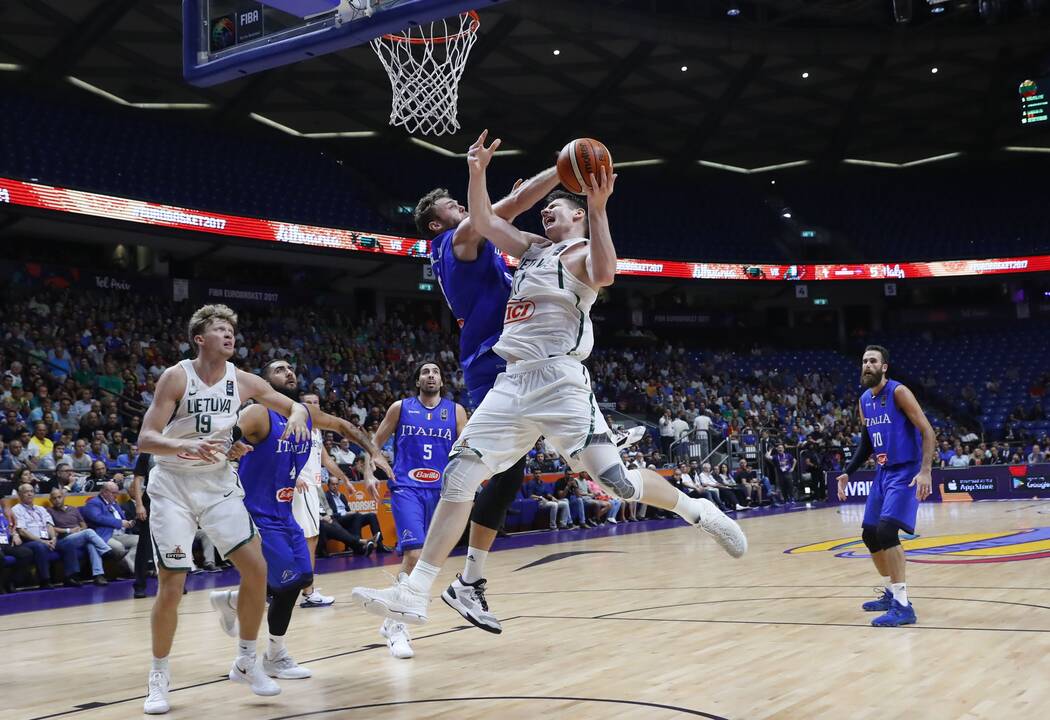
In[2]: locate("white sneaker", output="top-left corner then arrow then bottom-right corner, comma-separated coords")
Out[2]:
229,655 -> 281,696
613,425 -> 646,449
607,517 -> 619,524
351,575 -> 429,625
143,670 -> 170,714
380,618 -> 414,659
694,498 -> 748,558
441,574 -> 502,634
209,590 -> 239,637
735,504 -> 750,511
299,589 -> 335,608
263,651 -> 313,679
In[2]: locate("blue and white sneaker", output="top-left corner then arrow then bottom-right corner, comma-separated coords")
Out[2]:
862,588 -> 893,612
871,599 -> 917,627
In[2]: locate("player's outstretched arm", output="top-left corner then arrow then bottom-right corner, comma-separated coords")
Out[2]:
466,129 -> 546,258
453,166 -> 560,258
581,167 -> 618,289
895,384 -> 936,500
372,401 -> 401,454
236,369 -> 309,442
307,405 -> 394,478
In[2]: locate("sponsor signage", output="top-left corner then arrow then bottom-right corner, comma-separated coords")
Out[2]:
3,175 -> 1050,283
828,464 -> 1050,503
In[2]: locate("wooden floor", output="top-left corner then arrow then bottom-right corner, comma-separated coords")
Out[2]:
6,501 -> 1050,720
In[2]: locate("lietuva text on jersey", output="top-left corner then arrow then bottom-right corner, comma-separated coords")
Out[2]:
859,379 -> 920,468
187,397 -> 233,415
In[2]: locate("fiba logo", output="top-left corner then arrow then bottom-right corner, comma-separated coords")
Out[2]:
240,9 -> 260,26
210,17 -> 236,51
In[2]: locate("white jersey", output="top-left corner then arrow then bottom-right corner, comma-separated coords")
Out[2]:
494,238 -> 597,364
153,359 -> 240,471
297,428 -> 324,486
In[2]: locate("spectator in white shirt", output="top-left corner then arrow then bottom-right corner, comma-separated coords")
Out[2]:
11,483 -> 58,588
1028,444 -> 1046,465
692,412 -> 712,434
670,414 -> 690,441
658,410 -> 675,457
331,437 -> 356,466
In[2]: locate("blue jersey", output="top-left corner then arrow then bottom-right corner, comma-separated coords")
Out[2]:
860,379 -> 921,468
392,395 -> 457,488
430,227 -> 512,402
238,410 -> 314,522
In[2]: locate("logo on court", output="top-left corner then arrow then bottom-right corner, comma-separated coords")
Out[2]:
504,300 -> 535,324
409,468 -> 441,483
785,527 -> 1050,564
276,487 -> 295,502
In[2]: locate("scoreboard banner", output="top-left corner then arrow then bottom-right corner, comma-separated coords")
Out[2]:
3,175 -> 1049,282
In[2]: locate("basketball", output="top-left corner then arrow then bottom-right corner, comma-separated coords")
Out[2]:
557,138 -> 613,194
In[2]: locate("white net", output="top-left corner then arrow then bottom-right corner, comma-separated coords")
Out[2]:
370,11 -> 479,136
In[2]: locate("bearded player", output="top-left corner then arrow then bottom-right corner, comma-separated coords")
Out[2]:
837,345 -> 934,627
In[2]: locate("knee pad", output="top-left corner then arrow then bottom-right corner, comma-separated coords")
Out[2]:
861,526 -> 881,554
596,463 -> 642,501
875,521 -> 901,550
440,453 -> 491,503
471,456 -> 527,530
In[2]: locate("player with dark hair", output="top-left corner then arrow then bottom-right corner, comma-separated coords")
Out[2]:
208,359 -> 388,678
837,344 -> 935,627
370,360 -> 466,658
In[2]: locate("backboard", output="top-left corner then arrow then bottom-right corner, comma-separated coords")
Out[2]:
183,0 -> 492,87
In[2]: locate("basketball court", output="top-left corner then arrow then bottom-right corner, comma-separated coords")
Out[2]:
7,501 -> 1049,720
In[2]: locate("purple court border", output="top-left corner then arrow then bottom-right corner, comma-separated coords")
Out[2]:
0,502 -> 818,616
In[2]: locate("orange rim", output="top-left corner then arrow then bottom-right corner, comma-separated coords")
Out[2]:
381,10 -> 479,45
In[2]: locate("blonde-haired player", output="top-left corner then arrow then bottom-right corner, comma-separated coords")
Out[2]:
351,132 -> 746,625
138,304 -> 310,714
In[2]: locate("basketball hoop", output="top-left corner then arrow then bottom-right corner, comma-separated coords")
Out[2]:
370,10 -> 479,136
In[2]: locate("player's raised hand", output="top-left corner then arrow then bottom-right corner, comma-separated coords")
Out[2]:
295,473 -> 309,494
467,129 -> 501,174
583,166 -> 617,209
836,473 -> 849,502
909,469 -> 933,501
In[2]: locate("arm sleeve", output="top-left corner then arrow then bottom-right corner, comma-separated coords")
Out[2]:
134,452 -> 152,477
844,432 -> 873,476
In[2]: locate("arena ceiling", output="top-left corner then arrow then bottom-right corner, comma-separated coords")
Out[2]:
1,0 -> 1048,168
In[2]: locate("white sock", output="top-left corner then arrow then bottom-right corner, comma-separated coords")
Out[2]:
672,492 -> 702,524
151,656 -> 169,673
462,547 -> 489,584
890,582 -> 908,606
406,560 -> 440,595
237,638 -> 256,660
267,635 -> 285,657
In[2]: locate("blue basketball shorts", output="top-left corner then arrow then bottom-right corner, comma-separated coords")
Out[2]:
390,485 -> 441,553
862,461 -> 921,535
256,516 -> 312,591
464,351 -> 505,409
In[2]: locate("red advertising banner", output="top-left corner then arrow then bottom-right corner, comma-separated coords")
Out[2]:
3,176 -> 1049,282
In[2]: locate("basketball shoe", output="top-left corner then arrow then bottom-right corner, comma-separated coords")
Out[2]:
380,618 -> 415,659
263,650 -> 313,679
862,588 -> 894,612
613,425 -> 646,449
300,588 -> 335,608
209,589 -> 239,637
229,655 -> 281,696
441,574 -> 502,634
143,670 -> 170,714
871,599 -> 917,627
694,497 -> 747,558
351,573 -> 429,624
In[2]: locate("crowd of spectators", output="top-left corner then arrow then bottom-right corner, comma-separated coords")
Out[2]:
3,285 -> 1050,588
